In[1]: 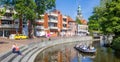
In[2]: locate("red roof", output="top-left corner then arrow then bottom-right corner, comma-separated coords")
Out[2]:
80,19 -> 87,25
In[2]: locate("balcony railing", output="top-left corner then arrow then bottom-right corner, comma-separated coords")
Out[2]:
1,16 -> 13,20
49,26 -> 58,29
62,27 -> 68,30
35,26 -> 44,29
0,24 -> 19,28
35,19 -> 44,23
62,21 -> 67,24
78,30 -> 88,32
48,13 -> 58,16
49,19 -> 58,23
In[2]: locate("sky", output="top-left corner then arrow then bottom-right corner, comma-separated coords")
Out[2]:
56,0 -> 100,21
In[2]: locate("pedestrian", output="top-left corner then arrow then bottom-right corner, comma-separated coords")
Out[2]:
12,43 -> 16,53
12,43 -> 22,55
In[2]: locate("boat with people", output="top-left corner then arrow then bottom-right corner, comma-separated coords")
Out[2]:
74,44 -> 97,54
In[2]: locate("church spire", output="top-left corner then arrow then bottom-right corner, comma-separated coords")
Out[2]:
77,5 -> 83,20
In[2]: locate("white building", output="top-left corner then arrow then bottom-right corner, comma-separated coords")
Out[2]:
77,24 -> 89,36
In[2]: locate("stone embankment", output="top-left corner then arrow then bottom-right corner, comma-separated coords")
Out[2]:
0,36 -> 92,62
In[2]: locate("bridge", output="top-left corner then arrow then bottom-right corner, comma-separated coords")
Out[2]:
0,36 -> 93,62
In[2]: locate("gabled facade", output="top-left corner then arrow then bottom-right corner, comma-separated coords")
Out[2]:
67,17 -> 77,36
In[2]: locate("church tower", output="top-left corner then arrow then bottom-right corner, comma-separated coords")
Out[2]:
76,5 -> 87,25
77,5 -> 83,20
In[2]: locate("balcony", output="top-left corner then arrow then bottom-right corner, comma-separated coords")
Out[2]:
48,13 -> 58,17
35,26 -> 44,29
0,24 -> 19,28
62,27 -> 68,30
62,21 -> 67,24
35,19 -> 44,23
1,16 -> 13,20
78,30 -> 88,33
49,26 -> 58,30
49,19 -> 58,23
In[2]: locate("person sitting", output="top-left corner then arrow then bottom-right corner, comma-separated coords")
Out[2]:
12,43 -> 22,55
82,45 -> 87,50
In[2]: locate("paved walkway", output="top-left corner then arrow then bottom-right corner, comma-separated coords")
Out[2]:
0,37 -> 49,54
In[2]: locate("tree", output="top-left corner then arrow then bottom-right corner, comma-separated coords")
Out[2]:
88,6 -> 103,34
0,8 -> 6,25
0,8 -> 6,18
100,0 -> 120,36
24,0 -> 37,38
89,0 -> 120,51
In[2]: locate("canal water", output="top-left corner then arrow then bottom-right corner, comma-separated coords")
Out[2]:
35,41 -> 120,62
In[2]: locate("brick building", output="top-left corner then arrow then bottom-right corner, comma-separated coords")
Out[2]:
35,10 -> 75,37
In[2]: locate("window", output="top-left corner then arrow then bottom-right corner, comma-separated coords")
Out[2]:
63,18 -> 67,22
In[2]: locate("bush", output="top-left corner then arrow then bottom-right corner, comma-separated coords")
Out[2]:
112,37 -> 120,51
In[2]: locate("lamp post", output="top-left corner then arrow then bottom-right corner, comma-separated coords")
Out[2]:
2,29 -> 5,37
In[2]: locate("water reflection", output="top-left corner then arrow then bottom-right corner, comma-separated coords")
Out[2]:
35,41 -> 120,62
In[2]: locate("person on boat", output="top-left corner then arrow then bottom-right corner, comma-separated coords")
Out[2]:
83,46 -> 87,50
82,45 -> 87,50
89,46 -> 95,50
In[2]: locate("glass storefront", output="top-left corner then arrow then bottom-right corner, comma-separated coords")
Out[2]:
0,30 -> 10,37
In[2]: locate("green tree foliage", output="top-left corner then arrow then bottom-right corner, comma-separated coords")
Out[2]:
89,0 -> 120,51
100,0 -> 120,36
35,0 -> 56,18
112,37 -> 120,51
88,7 -> 102,33
0,8 -> 6,19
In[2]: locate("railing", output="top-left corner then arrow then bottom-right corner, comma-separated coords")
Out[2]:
63,21 -> 67,24
35,26 -> 44,29
35,19 -> 44,23
49,19 -> 58,23
62,27 -> 68,30
1,16 -> 13,20
49,26 -> 58,29
0,24 -> 19,28
78,30 -> 88,32
48,13 -> 58,16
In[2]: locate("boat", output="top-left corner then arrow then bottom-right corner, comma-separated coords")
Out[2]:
74,44 -> 96,54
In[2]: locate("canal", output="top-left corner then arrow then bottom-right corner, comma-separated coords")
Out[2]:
35,41 -> 120,62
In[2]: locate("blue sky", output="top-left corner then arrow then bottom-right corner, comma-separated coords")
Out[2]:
56,0 -> 100,21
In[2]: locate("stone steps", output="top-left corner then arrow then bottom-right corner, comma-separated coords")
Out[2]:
0,44 -> 42,62
11,46 -> 37,62
0,46 -> 28,62
20,47 -> 39,62
0,46 -> 24,61
28,46 -> 48,62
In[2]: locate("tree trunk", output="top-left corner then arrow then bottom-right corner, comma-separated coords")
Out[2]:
19,16 -> 23,34
28,20 -> 34,38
